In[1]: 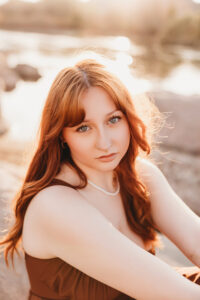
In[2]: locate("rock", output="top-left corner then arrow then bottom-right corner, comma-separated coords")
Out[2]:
13,64 -> 41,81
148,91 -> 200,155
0,53 -> 19,91
0,53 -> 41,92
151,145 -> 200,216
0,80 -> 8,136
0,254 -> 29,300
0,66 -> 20,92
0,161 -> 29,300
0,118 -> 8,136
0,53 -> 41,139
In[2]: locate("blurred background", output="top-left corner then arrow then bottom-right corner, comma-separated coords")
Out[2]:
0,0 -> 200,299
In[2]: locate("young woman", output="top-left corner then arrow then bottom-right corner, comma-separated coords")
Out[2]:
0,57 -> 200,300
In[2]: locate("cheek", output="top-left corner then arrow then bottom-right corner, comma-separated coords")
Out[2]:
72,139 -> 92,153
117,123 -> 130,148
64,133 -> 92,156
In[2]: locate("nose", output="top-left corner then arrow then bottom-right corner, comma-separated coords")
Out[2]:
95,127 -> 112,151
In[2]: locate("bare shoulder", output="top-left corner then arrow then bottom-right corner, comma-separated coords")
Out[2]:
24,184 -> 87,232
135,158 -> 168,197
135,157 -> 161,181
25,183 -> 112,244
22,184 -> 89,257
29,184 -> 80,210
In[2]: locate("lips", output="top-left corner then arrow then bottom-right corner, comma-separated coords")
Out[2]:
98,153 -> 116,158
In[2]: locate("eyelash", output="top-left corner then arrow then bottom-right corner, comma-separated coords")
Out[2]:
76,115 -> 122,133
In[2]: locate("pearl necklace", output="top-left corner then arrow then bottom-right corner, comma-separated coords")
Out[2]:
87,178 -> 120,196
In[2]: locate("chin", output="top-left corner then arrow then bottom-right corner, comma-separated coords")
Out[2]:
96,161 -> 120,170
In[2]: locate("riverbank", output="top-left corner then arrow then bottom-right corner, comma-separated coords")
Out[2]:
1,0 -> 200,48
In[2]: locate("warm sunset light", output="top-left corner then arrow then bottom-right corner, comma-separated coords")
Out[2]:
0,0 -> 41,3
20,0 -> 41,2
0,0 -> 8,4
0,1 -> 200,299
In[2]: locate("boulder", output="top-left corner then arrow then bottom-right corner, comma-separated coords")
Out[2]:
148,91 -> 200,155
0,79 -> 9,136
0,52 -> 41,91
0,161 -> 29,300
0,53 -> 41,138
13,64 -> 41,81
0,117 -> 8,136
0,66 -> 20,92
151,146 -> 200,216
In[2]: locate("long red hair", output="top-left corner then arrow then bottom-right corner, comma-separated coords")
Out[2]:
0,57 -> 163,266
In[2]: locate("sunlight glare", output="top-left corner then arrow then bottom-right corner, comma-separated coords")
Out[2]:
113,36 -> 131,52
0,0 -> 9,5
115,52 -> 133,66
20,0 -> 41,3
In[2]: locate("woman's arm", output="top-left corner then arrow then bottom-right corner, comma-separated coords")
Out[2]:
136,158 -> 200,267
31,186 -> 200,300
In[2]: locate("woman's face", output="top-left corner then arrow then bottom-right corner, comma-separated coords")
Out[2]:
62,86 -> 130,174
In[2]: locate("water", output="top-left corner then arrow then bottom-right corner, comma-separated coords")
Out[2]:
0,29 -> 200,141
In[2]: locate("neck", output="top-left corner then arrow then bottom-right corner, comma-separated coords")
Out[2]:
88,177 -> 119,196
63,161 -> 118,192
88,174 -> 118,193
69,162 -> 117,192
87,171 -> 117,192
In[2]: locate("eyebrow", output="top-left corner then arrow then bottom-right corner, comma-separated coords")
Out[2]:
83,109 -> 120,123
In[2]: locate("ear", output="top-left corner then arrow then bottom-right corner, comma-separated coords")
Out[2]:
61,127 -> 67,142
60,128 -> 70,150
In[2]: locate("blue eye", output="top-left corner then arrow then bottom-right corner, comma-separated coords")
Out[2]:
76,125 -> 89,132
76,115 -> 121,133
109,116 -> 121,124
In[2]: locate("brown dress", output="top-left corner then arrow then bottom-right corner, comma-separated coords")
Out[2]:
25,248 -> 155,300
24,179 -> 200,300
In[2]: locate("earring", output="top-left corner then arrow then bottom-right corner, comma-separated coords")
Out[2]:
60,138 -> 67,149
